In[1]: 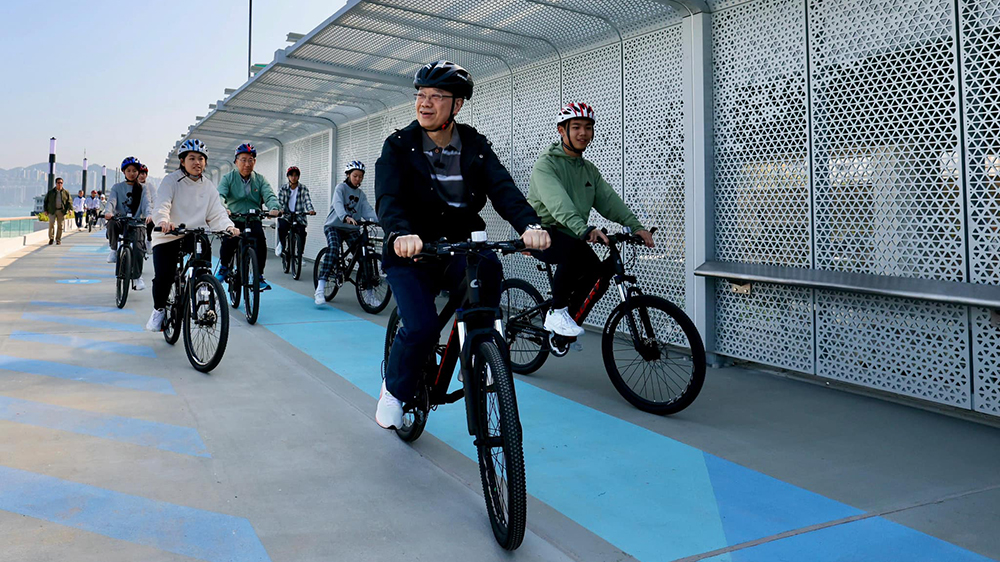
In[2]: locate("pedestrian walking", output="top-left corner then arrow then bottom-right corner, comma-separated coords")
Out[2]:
44,178 -> 72,245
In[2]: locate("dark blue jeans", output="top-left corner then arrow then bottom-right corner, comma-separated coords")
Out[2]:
384,250 -> 503,402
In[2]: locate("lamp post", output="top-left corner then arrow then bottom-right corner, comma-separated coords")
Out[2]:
101,166 -> 107,195
82,156 -> 88,196
47,137 -> 56,193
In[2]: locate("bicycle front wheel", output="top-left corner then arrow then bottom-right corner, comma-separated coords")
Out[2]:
474,340 -> 526,550
602,295 -> 706,415
242,248 -> 260,325
291,233 -> 303,280
182,272 -> 229,372
356,253 -> 391,314
115,246 -> 131,309
499,278 -> 549,375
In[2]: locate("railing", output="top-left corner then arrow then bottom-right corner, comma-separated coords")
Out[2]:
0,217 -> 36,239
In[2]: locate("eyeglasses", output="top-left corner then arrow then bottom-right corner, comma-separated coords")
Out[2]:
414,93 -> 454,103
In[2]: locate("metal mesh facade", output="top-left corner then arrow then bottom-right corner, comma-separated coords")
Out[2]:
285,131 -> 332,260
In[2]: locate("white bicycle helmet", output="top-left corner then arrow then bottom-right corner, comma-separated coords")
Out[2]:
556,102 -> 596,127
344,160 -> 365,175
178,139 -> 209,160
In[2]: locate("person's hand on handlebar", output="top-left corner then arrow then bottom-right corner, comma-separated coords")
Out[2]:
586,228 -> 610,246
395,234 -> 423,259
636,229 -> 655,248
345,216 -> 358,226
158,221 -> 175,234
105,213 -> 114,221
268,209 -> 281,218
521,228 -> 550,251
308,210 -> 317,216
226,226 -> 241,237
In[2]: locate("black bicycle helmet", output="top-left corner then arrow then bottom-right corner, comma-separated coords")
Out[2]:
413,60 -> 474,100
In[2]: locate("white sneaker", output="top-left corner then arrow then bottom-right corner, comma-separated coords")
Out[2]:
544,307 -> 585,337
375,380 -> 404,429
146,308 -> 165,332
132,277 -> 146,291
274,242 -> 282,257
107,250 -> 116,263
314,284 -> 326,306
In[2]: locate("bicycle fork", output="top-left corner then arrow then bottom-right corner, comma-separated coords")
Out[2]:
456,310 -> 507,437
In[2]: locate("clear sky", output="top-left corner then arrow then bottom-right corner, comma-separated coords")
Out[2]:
0,0 -> 347,172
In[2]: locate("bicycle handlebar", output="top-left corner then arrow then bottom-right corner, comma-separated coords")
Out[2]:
153,224 -> 232,238
229,210 -> 273,221
601,226 -> 658,246
419,238 -> 526,257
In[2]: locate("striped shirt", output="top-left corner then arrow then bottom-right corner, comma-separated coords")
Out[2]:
422,129 -> 467,208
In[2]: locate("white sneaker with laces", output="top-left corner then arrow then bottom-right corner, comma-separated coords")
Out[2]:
544,307 -> 585,337
375,380 -> 404,429
314,283 -> 326,306
107,250 -> 116,263
274,241 -> 282,257
146,308 -> 165,332
132,277 -> 146,291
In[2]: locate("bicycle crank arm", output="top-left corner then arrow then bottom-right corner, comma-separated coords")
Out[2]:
442,389 -> 465,404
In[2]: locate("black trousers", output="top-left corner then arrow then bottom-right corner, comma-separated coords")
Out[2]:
277,218 -> 307,256
220,219 -> 267,275
536,228 -> 603,312
152,237 -> 212,310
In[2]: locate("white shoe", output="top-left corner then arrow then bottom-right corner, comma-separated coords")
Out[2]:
274,242 -> 282,257
314,284 -> 326,306
146,308 -> 165,332
132,278 -> 146,291
375,380 -> 404,429
107,250 -> 116,263
544,307 -> 585,337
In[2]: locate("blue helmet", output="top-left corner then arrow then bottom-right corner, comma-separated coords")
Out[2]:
178,139 -> 208,160
344,160 -> 365,175
235,143 -> 256,161
121,156 -> 142,172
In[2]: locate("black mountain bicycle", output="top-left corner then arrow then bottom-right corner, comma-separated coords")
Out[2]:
112,215 -> 145,309
383,234 -> 527,551
312,220 -> 392,314
279,211 -> 309,280
500,228 -> 706,415
86,209 -> 98,232
223,209 -> 265,325
155,225 -> 230,373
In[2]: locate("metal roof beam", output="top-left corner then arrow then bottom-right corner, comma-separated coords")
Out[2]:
273,51 -> 411,88
215,104 -> 339,129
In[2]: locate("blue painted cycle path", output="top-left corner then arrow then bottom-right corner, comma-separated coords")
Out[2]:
257,280 -> 999,562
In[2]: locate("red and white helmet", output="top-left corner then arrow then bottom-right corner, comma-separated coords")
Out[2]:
557,102 -> 595,127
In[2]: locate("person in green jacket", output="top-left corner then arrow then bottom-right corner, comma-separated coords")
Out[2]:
216,143 -> 280,289
44,178 -> 72,245
527,102 -> 655,337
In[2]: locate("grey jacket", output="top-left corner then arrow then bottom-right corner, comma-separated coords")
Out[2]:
106,181 -> 152,219
326,181 -> 377,230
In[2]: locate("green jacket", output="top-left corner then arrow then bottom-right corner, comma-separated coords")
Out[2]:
44,188 -> 72,215
217,170 -> 279,215
527,143 -> 643,238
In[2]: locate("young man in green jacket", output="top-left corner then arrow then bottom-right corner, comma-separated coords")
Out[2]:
216,143 -> 281,289
528,102 -> 655,337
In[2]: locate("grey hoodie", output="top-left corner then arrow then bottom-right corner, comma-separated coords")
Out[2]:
106,181 -> 152,219
326,181 -> 377,230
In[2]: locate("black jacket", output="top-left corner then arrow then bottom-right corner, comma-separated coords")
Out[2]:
375,121 -> 539,265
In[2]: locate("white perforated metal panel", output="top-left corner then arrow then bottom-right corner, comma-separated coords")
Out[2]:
716,281 -> 815,372
624,26 -> 687,312
284,131 -> 332,261
255,148 -> 280,195
816,291 -> 970,407
472,77 -> 516,242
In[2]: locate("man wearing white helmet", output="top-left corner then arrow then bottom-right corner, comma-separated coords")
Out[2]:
528,102 -> 655,338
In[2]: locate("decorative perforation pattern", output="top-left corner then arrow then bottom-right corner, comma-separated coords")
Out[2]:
285,131 -> 331,260
624,26 -> 687,311
971,307 -> 1000,414
715,281 -> 815,373
255,148 -> 280,195
712,0 -> 811,267
809,0 -> 965,280
816,290 -> 970,407
960,1 -> 1000,286
472,77 -> 516,242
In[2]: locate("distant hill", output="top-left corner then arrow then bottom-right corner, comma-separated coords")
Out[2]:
0,162 -> 160,191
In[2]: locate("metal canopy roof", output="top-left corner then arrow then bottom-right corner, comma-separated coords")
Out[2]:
167,0 -> 705,172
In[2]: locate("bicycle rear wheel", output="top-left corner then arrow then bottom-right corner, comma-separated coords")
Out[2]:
473,340 -> 527,550
163,281 -> 181,345
242,248 -> 260,325
291,233 -> 303,280
602,295 -> 706,415
384,308 -> 428,441
115,246 -> 131,309
182,273 -> 229,372
356,253 -> 391,314
499,278 -> 549,375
